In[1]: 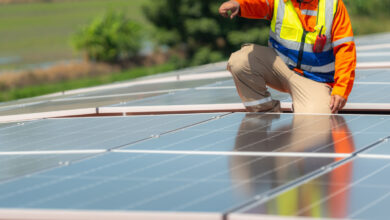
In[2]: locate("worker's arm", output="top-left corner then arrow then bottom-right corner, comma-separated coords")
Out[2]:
219,0 -> 273,20
330,0 -> 356,113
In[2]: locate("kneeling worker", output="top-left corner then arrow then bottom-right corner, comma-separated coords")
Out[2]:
219,0 -> 356,114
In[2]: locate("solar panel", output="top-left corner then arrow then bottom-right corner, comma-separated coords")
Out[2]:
359,139 -> 390,158
357,53 -> 390,63
355,32 -> 390,46
230,157 -> 390,220
79,78 -> 231,98
355,69 -> 390,82
0,154 -> 97,182
0,91 -> 168,117
0,152 -> 342,216
0,114 -> 220,152
100,70 -> 390,114
121,113 -> 389,156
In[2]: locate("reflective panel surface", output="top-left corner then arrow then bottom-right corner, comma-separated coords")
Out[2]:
0,92 -> 168,116
113,80 -> 290,107
355,69 -> 390,82
0,114 -> 220,152
235,158 -> 390,220
82,78 -> 232,98
124,113 -> 389,155
361,140 -> 390,156
0,154 -> 96,182
0,152 -> 340,212
348,83 -> 390,103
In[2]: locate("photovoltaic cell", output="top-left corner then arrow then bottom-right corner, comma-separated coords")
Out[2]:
355,69 -> 390,82
347,83 -> 390,103
355,33 -> 390,46
123,113 -> 389,155
0,154 -> 98,182
0,92 -> 168,116
357,54 -> 390,63
360,140 -> 390,156
112,80 -> 290,107
0,114 -> 220,152
79,78 -> 231,98
0,152 -> 341,214
111,87 -> 243,106
232,158 -> 390,220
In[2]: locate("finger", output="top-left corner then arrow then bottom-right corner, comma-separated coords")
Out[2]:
340,99 -> 346,109
331,98 -> 340,114
230,9 -> 239,19
329,96 -> 335,109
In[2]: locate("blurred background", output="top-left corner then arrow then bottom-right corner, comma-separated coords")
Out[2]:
0,0 -> 389,102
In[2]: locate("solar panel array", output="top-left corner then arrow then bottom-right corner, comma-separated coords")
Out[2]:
0,33 -> 390,219
0,112 -> 390,219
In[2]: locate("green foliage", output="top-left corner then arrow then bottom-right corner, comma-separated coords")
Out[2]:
344,0 -> 390,17
143,0 -> 270,65
72,11 -> 143,63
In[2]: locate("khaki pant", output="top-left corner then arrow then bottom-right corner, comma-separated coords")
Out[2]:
227,44 -> 333,114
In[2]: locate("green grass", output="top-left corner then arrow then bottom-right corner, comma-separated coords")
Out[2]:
0,62 -> 177,102
0,0 -> 150,70
351,15 -> 390,36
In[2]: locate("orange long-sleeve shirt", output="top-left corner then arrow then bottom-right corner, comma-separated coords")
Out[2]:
235,0 -> 356,100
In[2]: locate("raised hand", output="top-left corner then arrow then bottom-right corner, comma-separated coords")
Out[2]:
219,1 -> 240,19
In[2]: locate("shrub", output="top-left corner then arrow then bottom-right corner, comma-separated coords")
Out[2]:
72,11 -> 142,63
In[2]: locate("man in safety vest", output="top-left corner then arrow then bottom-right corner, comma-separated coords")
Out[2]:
219,0 -> 356,114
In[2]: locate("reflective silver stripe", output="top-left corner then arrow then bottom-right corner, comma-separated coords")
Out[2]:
275,0 -> 285,34
301,62 -> 335,73
275,50 -> 335,73
269,31 -> 333,52
325,0 -> 335,37
301,9 -> 318,16
332,36 -> 355,47
265,0 -> 270,7
244,97 -> 273,107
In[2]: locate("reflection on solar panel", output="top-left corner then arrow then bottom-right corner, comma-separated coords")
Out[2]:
120,113 -> 389,156
232,157 -> 390,220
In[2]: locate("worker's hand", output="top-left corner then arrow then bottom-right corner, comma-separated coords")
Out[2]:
219,0 -> 240,19
330,95 -> 346,114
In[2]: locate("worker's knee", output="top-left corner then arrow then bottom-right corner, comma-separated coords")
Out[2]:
227,46 -> 252,77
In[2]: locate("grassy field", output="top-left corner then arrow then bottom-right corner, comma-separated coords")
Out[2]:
0,62 -> 177,101
0,0 -> 149,70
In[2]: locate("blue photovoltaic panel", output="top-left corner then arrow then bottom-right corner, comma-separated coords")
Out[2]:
111,87 -> 242,106
112,79 -> 290,107
123,113 -> 389,155
355,69 -> 390,82
347,83 -> 390,103
0,154 -> 97,182
357,53 -> 390,63
355,33 -> 390,46
0,114 -> 220,152
79,78 -> 231,98
0,92 -> 168,116
360,140 -> 390,156
0,152 -> 340,213
233,158 -> 390,220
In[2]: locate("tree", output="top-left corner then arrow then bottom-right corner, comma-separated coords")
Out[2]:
143,0 -> 269,66
72,11 -> 142,63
